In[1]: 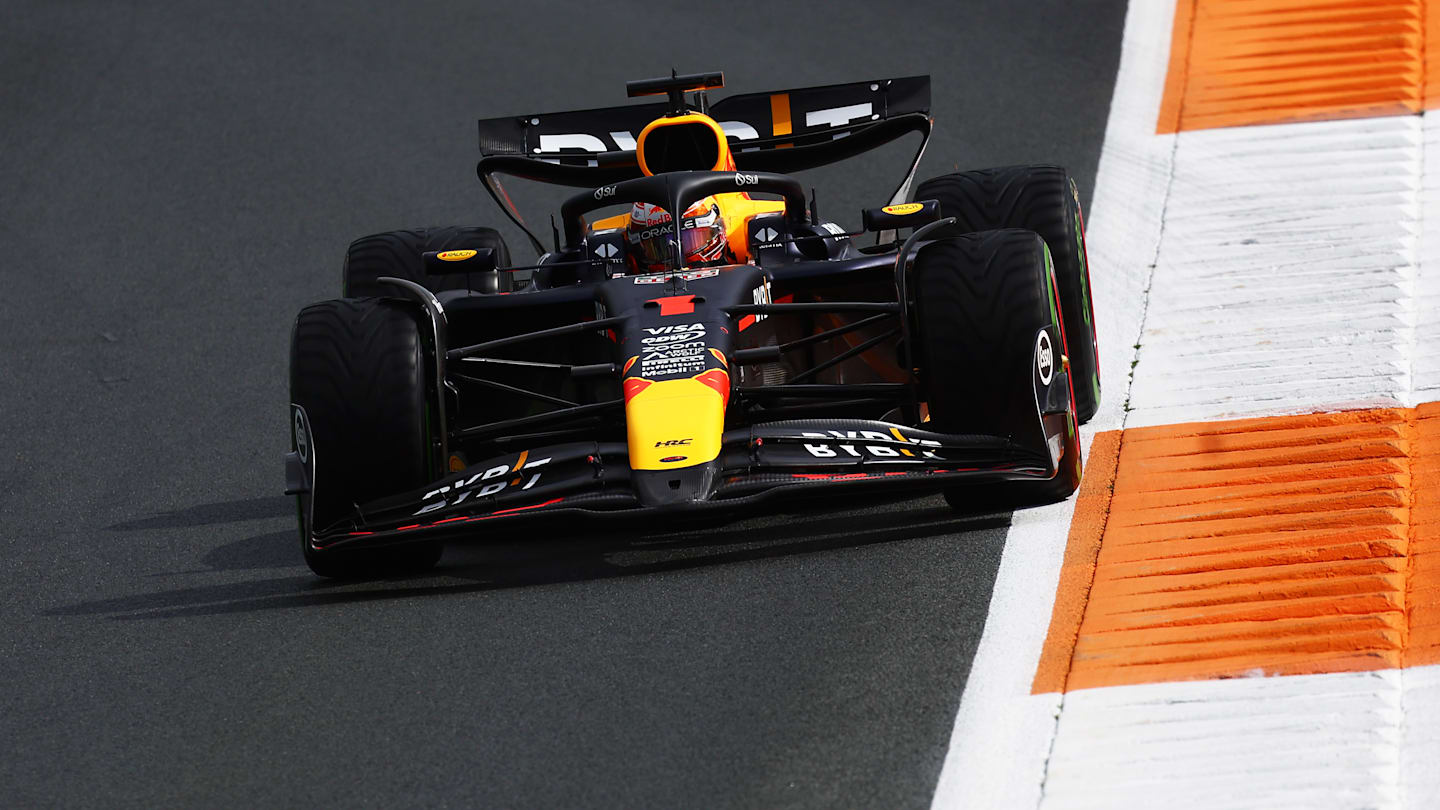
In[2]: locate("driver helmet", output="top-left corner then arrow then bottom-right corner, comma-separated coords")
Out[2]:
626,197 -> 729,273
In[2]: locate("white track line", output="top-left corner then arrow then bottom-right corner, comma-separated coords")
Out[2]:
927,1 -> 1175,807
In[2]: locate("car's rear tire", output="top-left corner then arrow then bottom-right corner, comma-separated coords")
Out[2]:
343,226 -> 513,297
912,229 -> 1082,509
916,164 -> 1100,423
289,298 -> 442,578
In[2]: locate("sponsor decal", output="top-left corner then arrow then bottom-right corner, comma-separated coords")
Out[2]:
538,133 -> 608,153
293,408 -> 310,464
413,454 -> 551,515
436,249 -> 477,262
754,225 -> 780,249
770,93 -> 792,137
593,242 -> 619,259
643,324 -> 705,343
821,222 -> 848,237
1036,330 -> 1054,385
628,223 -> 672,245
533,104 -> 878,158
631,268 -> 720,285
654,438 -> 692,447
639,322 -> 708,377
734,172 -> 760,187
881,202 -> 924,216
799,429 -> 942,460
537,125 -> 759,156
804,101 -> 873,129
631,203 -> 672,227
593,184 -> 617,201
719,121 -> 759,141
660,455 -> 688,463
748,279 -> 771,326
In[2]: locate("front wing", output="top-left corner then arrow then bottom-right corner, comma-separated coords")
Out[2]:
300,418 -> 1061,552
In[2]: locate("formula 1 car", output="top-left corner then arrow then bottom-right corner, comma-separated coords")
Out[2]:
286,71 -> 1100,577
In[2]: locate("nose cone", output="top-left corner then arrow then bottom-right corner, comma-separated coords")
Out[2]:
631,461 -> 721,507
624,375 -> 728,469
624,376 -> 728,507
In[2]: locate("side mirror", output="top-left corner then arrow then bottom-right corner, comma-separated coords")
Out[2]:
423,247 -> 498,275
861,200 -> 941,232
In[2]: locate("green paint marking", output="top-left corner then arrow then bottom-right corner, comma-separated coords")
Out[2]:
1043,245 -> 1061,327
1074,209 -> 1093,329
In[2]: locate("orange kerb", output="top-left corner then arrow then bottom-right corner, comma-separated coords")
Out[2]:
1158,0 -> 1431,134
1034,405 -> 1440,694
1406,402 -> 1440,666
1033,431 -> 1123,695
1429,0 -> 1440,108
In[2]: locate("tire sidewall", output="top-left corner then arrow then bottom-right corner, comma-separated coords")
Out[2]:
289,298 -> 440,576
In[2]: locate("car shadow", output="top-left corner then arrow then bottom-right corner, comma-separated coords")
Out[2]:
106,495 -> 294,532
53,498 -> 1012,621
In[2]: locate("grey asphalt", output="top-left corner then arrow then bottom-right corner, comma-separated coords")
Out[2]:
0,1 -> 1124,807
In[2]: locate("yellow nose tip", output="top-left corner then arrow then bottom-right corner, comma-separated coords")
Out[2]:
625,378 -> 726,470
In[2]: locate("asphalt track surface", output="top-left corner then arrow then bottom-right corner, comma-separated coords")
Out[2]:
0,2 -> 1123,806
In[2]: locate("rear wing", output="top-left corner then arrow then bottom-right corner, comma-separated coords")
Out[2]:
477,76 -> 932,253
478,75 -> 929,164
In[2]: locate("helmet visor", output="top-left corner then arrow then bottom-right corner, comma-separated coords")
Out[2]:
679,223 -> 725,263
628,203 -> 724,269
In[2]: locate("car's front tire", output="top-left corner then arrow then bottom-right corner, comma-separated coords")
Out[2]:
289,298 -> 442,578
913,229 -> 1082,509
916,164 -> 1100,423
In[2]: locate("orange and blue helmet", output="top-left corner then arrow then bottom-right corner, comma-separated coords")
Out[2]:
626,197 -> 729,273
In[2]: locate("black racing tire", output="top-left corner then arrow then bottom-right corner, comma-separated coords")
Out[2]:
289,298 -> 442,578
912,229 -> 1082,509
915,164 -> 1100,423
342,226 -> 513,297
